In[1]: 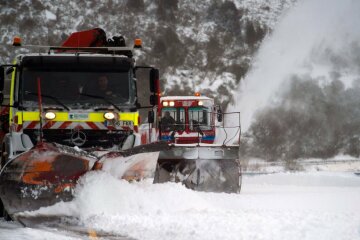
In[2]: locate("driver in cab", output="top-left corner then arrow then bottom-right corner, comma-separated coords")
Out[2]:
97,75 -> 115,97
161,111 -> 175,131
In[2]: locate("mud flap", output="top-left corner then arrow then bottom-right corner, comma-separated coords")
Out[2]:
154,145 -> 242,193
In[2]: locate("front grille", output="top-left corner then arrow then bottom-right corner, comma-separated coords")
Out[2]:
23,129 -> 131,149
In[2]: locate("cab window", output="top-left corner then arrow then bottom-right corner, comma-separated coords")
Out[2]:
189,107 -> 212,131
160,107 -> 185,131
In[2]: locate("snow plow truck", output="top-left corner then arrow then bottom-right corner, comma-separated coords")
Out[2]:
142,94 -> 242,193
0,28 -> 166,221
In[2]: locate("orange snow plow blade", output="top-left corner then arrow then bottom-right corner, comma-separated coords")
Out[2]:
0,141 -> 169,218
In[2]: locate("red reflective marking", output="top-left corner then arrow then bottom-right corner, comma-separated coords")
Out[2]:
74,124 -> 84,130
59,121 -> 72,129
27,121 -> 39,129
43,121 -> 55,129
141,132 -> 147,144
86,122 -> 99,130
16,124 -> 22,132
107,125 -> 116,130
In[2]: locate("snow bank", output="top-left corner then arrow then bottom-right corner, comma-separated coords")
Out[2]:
74,172 -> 212,218
12,171 -> 360,240
78,172 -> 360,240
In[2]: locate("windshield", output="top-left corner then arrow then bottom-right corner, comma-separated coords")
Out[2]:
160,107 -> 185,131
20,69 -> 134,109
189,107 -> 212,131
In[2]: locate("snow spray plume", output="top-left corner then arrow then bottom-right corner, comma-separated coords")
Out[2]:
228,0 -> 360,132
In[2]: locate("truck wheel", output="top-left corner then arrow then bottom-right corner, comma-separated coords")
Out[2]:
0,199 -> 11,221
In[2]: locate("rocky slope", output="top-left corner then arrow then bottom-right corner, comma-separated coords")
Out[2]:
0,0 -> 295,108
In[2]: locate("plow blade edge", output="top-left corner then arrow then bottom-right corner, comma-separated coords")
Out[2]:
0,141 -> 169,218
154,145 -> 242,193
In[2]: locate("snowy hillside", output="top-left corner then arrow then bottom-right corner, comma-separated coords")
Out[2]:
0,0 -> 295,108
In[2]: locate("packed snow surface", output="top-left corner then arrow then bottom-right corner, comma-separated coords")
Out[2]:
1,171 -> 360,240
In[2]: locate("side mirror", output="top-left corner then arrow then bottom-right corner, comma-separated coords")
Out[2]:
5,67 -> 14,75
148,110 -> 154,124
0,66 -> 4,91
217,109 -> 223,122
149,68 -> 159,93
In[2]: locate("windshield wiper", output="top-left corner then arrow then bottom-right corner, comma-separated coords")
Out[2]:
79,93 -> 121,111
25,91 -> 70,111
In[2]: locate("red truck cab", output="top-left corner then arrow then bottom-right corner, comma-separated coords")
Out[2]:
158,95 -> 219,144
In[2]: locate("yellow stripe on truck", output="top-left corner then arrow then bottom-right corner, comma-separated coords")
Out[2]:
120,112 -> 139,125
9,60 -> 16,126
19,111 -> 139,126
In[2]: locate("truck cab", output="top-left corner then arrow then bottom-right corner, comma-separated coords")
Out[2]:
0,30 -> 160,163
158,95 -> 221,144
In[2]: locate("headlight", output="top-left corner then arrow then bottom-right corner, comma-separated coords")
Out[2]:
163,101 -> 169,107
104,112 -> 116,120
45,111 -> 56,120
169,101 -> 175,107
198,101 -> 203,106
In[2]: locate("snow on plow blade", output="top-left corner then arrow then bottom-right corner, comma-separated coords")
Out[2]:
154,145 -> 242,193
97,141 -> 169,181
0,141 -> 168,218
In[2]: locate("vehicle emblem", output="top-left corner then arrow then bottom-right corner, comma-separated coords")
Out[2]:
70,130 -> 87,146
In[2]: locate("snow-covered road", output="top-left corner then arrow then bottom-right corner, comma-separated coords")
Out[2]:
1,171 -> 360,240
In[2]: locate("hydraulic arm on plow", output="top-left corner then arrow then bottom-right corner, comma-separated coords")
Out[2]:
0,28 -> 165,220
